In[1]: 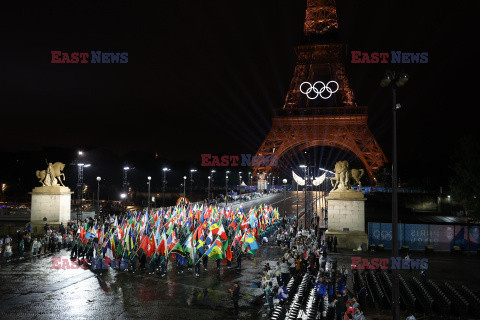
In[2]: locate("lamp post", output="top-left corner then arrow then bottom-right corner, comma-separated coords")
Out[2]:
296,177 -> 299,225
283,178 -> 287,217
268,173 -> 272,192
381,70 -> 408,320
183,176 -> 187,202
225,171 -> 230,206
77,161 -> 90,222
147,176 -> 152,213
190,169 -> 197,202
162,167 -> 170,208
123,166 -> 130,199
248,171 -> 252,193
238,172 -> 242,200
96,176 -> 101,219
207,176 -> 211,203
299,165 -> 307,228
319,167 -> 334,227
210,169 -> 216,200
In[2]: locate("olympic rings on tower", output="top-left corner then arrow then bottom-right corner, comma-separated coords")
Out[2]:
299,80 -> 339,99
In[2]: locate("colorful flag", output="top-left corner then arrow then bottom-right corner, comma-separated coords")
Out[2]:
217,224 -> 227,240
205,238 -> 223,260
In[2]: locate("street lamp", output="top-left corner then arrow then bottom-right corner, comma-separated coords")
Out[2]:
283,179 -> 287,217
76,160 -> 90,222
96,176 -> 101,219
238,172 -> 242,200
162,167 -> 170,208
299,165 -> 307,228
183,176 -> 187,202
207,176 -> 211,202
268,173 -> 272,192
381,70 -> 408,320
122,166 -> 131,200
319,167 -> 334,225
147,176 -> 152,213
225,171 -> 230,206
210,169 -> 216,200
190,169 -> 197,202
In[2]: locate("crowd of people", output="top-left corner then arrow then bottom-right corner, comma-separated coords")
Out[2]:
64,204 -> 281,283
261,223 -> 367,320
0,221 -> 84,262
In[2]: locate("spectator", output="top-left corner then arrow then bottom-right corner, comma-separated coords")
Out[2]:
358,282 -> 367,312
276,232 -> 282,246
32,238 -> 40,256
279,258 -> 290,285
344,302 -> 354,320
420,261 -> 428,283
4,243 -> 13,262
288,255 -> 296,277
228,282 -> 240,316
274,262 -> 281,286
19,238 -> 24,259
265,281 -> 274,313
334,292 -> 347,320
277,285 -> 289,305
351,297 -> 360,310
352,308 -> 366,320
340,264 -> 349,281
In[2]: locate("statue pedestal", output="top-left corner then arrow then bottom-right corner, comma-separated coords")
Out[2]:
326,190 -> 368,250
30,186 -> 72,228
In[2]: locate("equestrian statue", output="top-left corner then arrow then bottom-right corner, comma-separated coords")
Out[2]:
330,160 -> 364,191
36,162 -> 66,187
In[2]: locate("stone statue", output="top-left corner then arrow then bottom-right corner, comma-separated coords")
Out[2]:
330,160 -> 365,191
350,168 -> 365,188
36,162 -> 66,187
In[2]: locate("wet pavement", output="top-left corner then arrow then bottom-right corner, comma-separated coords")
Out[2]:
0,194 -> 307,320
0,245 -> 287,320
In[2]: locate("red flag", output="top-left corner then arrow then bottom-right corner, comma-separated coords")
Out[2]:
156,233 -> 166,254
193,226 -> 202,241
79,227 -> 86,239
226,244 -> 232,261
139,235 -> 149,255
218,225 -> 227,240
147,236 -> 154,258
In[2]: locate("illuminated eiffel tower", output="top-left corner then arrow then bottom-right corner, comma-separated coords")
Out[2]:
253,0 -> 386,182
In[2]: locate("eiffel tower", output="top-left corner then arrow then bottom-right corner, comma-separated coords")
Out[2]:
253,0 -> 386,182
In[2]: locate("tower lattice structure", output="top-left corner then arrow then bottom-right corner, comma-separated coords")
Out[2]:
253,0 -> 386,182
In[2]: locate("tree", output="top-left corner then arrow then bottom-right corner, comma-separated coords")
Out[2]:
450,136 -> 480,220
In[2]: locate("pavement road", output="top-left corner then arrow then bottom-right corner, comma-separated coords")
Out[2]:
0,194 -> 310,320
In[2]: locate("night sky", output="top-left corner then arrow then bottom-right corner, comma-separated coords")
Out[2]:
1,0 -> 479,193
